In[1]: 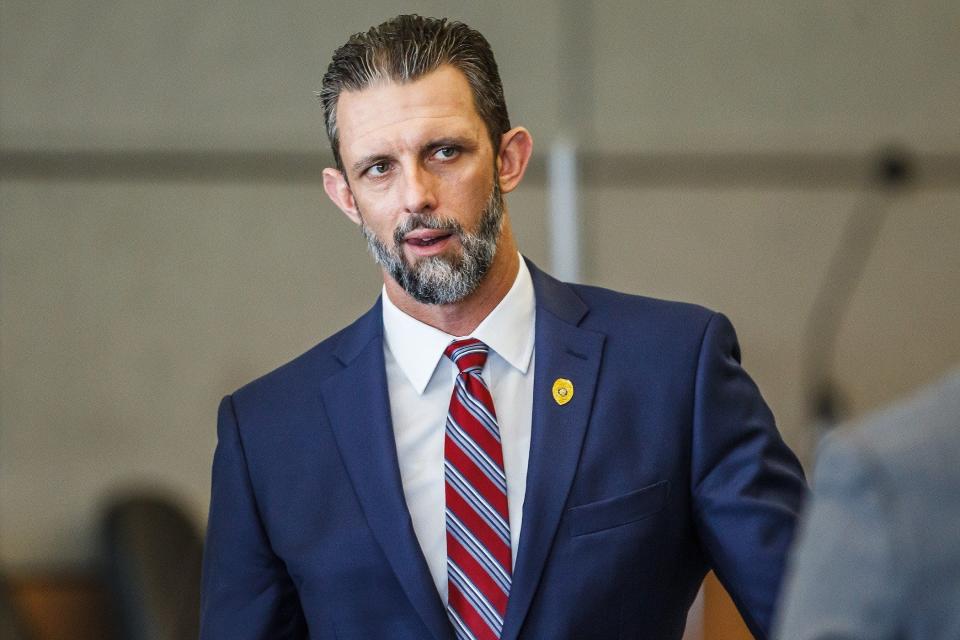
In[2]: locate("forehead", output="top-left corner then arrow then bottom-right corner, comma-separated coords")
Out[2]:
336,65 -> 487,161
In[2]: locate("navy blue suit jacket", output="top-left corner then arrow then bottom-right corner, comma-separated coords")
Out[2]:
201,260 -> 806,639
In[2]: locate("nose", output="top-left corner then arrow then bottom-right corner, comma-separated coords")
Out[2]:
401,164 -> 438,214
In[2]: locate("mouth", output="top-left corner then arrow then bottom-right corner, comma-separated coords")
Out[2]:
402,229 -> 456,256
404,229 -> 454,244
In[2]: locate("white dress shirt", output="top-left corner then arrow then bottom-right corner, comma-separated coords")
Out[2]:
381,255 -> 536,604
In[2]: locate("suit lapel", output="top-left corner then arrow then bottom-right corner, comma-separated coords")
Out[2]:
500,262 -> 606,640
320,301 -> 452,640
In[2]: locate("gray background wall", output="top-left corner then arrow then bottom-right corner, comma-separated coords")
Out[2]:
2,1 -> 958,569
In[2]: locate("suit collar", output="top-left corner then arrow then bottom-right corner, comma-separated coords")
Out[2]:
323,302 -> 453,640
331,297 -> 383,367
524,256 -> 589,326
500,259 -> 605,640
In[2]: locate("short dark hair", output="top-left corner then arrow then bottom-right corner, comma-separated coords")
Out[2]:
319,15 -> 511,171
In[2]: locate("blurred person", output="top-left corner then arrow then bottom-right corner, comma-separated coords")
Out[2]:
200,15 -> 806,640
775,367 -> 960,639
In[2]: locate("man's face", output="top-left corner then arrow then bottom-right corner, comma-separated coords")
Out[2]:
327,65 -> 504,305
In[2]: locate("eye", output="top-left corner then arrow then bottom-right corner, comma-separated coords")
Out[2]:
433,146 -> 459,161
366,161 -> 390,177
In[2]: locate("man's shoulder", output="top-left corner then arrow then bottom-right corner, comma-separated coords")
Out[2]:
551,278 -> 720,351
526,259 -> 717,335
570,281 -> 714,324
532,275 -> 730,379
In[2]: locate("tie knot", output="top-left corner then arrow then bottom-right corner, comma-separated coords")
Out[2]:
444,338 -> 489,374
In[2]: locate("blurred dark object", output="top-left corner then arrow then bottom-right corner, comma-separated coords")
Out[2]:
875,146 -> 914,188
802,145 -> 915,431
0,576 -> 33,639
100,493 -> 203,640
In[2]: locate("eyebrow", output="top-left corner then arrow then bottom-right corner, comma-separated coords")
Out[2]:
425,136 -> 478,154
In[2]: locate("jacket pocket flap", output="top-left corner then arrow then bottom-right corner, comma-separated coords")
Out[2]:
568,480 -> 670,537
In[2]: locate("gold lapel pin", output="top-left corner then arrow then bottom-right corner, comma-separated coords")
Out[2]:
552,378 -> 574,405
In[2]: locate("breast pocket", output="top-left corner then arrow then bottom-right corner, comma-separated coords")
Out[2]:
567,480 -> 670,537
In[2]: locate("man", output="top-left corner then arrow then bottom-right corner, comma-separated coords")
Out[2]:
201,15 -> 806,640
774,367 -> 960,639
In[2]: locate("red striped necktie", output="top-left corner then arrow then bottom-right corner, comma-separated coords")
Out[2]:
443,338 -> 511,640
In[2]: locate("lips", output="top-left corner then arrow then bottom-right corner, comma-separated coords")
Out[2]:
403,229 -> 454,247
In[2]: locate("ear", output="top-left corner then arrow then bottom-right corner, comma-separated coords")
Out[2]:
322,168 -> 362,226
496,126 -> 533,194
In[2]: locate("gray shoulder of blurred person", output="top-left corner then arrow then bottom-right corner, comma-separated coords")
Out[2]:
773,366 -> 960,640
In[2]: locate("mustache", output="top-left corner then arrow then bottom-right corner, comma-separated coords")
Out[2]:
392,213 -> 464,246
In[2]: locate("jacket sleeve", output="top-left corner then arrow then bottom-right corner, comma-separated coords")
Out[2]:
773,433 -> 900,639
200,395 -> 307,639
690,313 -> 808,639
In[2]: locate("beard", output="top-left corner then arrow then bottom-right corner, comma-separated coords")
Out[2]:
359,180 -> 504,306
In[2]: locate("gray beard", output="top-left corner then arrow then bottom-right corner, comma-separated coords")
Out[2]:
360,182 -> 505,305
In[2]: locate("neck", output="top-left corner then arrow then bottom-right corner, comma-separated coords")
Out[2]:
383,223 -> 520,337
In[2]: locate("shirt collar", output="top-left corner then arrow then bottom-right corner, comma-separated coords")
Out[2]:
381,254 -> 536,395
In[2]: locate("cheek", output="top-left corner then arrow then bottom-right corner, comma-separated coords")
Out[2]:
365,216 -> 398,244
354,195 -> 398,236
447,168 -> 494,212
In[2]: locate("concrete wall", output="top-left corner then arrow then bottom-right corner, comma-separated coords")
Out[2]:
2,1 -> 958,570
